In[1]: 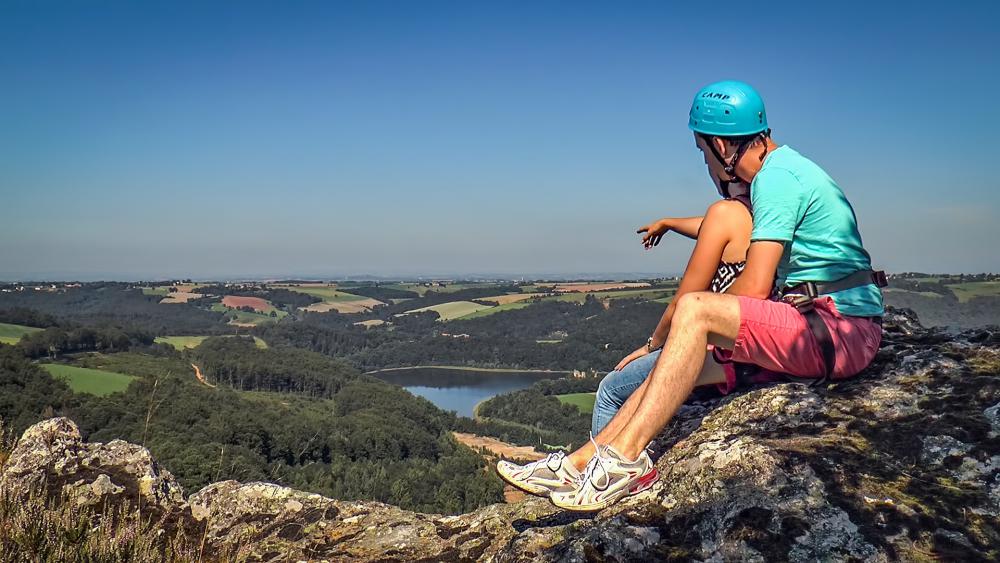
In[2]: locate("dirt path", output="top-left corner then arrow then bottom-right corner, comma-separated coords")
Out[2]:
453,432 -> 545,463
191,363 -> 216,388
452,432 -> 547,503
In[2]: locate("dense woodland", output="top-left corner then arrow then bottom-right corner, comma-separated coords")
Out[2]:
0,340 -> 502,513
0,307 -> 59,328
338,284 -> 420,301
0,284 -> 226,334
17,326 -> 155,359
472,375 -> 604,450
258,297 -> 664,373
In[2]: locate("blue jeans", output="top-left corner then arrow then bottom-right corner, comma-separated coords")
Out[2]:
591,350 -> 661,436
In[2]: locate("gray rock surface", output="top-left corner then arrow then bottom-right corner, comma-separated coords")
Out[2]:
1,308 -> 998,561
0,416 -> 184,514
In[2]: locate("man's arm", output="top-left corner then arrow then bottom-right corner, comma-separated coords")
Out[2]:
726,240 -> 784,299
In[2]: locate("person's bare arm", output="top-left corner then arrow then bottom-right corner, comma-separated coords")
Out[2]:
615,202 -> 737,370
725,241 -> 784,299
650,203 -> 739,345
637,216 -> 704,248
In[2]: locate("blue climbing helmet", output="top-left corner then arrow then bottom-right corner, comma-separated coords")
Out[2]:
688,80 -> 772,188
688,80 -> 768,136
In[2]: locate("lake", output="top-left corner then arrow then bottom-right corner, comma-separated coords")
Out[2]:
371,366 -> 567,417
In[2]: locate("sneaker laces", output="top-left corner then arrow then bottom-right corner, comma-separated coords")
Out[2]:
580,433 -> 611,490
520,451 -> 564,475
543,450 -> 566,473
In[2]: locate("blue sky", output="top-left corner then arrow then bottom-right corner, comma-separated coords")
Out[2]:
1,1 -> 997,280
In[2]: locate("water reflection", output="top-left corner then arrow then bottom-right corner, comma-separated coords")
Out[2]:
371,367 -> 566,417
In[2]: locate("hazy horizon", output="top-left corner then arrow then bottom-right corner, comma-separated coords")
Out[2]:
3,268 -> 995,285
3,2 -> 998,279
1,263 -> 690,282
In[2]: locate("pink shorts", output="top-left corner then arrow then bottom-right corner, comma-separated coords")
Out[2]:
714,296 -> 882,394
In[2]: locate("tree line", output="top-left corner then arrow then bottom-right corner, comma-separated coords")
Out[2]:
17,325 -> 155,359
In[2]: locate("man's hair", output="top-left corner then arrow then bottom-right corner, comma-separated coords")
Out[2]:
717,130 -> 770,147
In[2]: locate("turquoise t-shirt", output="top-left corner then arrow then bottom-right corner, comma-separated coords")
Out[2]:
750,146 -> 884,317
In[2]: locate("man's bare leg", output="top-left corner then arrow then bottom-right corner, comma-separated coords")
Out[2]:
566,349 -> 727,470
607,292 -> 741,460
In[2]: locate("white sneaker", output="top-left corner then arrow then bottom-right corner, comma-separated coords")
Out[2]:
549,439 -> 658,512
496,451 -> 581,496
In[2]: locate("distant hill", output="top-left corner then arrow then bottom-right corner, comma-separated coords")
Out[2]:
884,276 -> 1000,330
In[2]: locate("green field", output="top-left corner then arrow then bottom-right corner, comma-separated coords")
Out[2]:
210,303 -> 288,325
75,352 -> 189,379
41,364 -> 137,396
883,288 -> 943,298
418,286 -> 675,320
945,281 -> 1000,303
404,301 -> 494,321
383,283 -> 433,296
141,286 -> 170,296
228,309 -> 286,325
592,288 -> 674,301
0,322 -> 43,345
279,285 -> 368,302
556,392 -> 596,414
385,282 -> 499,296
457,300 -> 536,319
155,335 -> 268,350
542,288 -> 673,304
520,284 -> 557,293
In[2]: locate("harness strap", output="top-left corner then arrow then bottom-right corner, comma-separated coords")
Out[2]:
781,270 -> 888,298
804,307 -> 836,383
777,293 -> 837,384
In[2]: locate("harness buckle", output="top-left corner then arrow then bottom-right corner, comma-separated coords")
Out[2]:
781,292 -> 815,313
804,281 -> 819,299
872,270 -> 888,288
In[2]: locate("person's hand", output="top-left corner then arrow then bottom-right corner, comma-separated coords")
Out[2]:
615,345 -> 650,372
637,219 -> 670,249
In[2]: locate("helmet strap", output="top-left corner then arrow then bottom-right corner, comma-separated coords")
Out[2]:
700,129 -> 771,185
700,133 -> 728,172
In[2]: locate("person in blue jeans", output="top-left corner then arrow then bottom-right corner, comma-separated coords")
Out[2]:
592,348 -> 662,435
591,195 -> 752,435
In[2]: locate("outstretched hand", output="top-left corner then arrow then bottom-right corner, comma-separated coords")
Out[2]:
637,220 -> 670,249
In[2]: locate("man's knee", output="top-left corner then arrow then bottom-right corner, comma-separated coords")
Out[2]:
673,292 -> 714,325
672,291 -> 742,346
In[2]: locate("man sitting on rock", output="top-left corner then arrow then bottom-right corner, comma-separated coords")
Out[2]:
498,80 -> 886,511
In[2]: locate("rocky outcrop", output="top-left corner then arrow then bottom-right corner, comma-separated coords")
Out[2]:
0,417 -> 184,513
1,309 -> 998,561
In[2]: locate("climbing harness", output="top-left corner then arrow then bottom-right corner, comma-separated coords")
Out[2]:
777,270 -> 889,385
